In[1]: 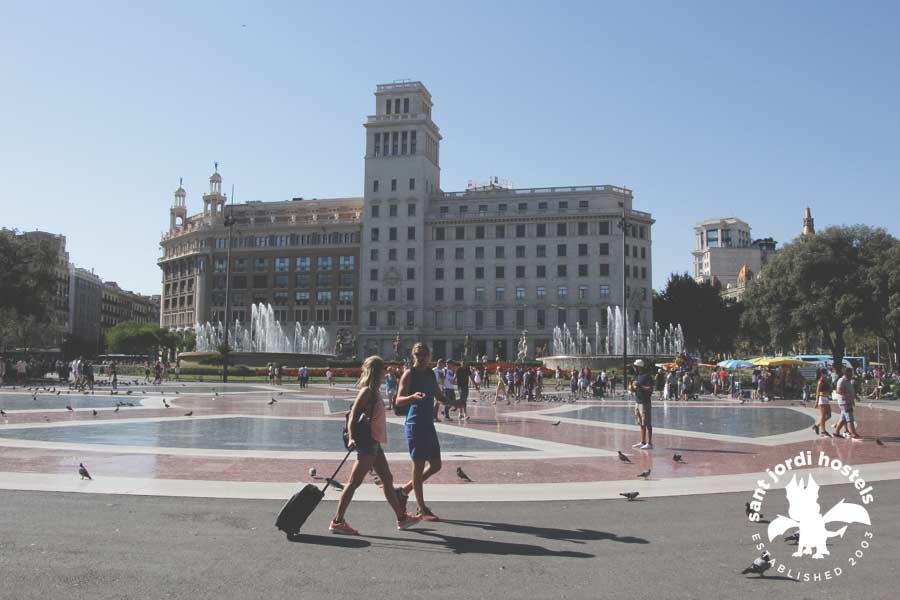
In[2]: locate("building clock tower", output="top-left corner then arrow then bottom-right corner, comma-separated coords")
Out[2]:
358,81 -> 442,358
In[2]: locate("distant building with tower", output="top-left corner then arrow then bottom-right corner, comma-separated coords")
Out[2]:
693,218 -> 777,290
159,80 -> 655,360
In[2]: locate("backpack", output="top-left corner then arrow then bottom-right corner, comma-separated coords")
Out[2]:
342,388 -> 378,450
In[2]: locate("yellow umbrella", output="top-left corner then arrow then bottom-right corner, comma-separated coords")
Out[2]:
750,357 -> 806,367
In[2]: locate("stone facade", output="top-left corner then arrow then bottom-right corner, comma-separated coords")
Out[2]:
69,267 -> 102,353
159,81 -> 654,361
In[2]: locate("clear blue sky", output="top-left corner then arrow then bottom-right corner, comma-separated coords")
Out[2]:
2,1 -> 898,295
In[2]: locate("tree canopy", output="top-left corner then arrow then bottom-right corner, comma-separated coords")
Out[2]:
653,273 -> 741,357
741,225 -> 896,366
0,230 -> 59,351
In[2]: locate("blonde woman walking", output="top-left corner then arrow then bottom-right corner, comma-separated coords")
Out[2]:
329,356 -> 420,534
813,368 -> 832,437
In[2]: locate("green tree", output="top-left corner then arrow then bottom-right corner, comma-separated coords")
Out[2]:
0,230 -> 58,351
105,322 -> 170,358
861,240 -> 900,363
741,225 -> 893,366
653,273 -> 740,357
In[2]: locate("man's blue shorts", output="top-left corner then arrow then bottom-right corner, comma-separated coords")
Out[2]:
840,407 -> 855,423
406,426 -> 441,461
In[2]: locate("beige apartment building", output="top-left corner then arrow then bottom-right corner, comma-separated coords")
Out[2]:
692,218 -> 777,289
158,175 -> 361,349
99,281 -> 161,351
159,81 -> 654,360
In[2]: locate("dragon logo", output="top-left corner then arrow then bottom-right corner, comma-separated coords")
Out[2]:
768,474 -> 871,559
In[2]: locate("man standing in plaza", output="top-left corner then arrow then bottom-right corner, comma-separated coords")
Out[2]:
631,359 -> 654,450
833,366 -> 863,440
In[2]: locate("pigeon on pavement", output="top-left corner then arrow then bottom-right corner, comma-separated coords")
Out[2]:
92,409 -> 98,416
126,390 -> 133,395
268,398 -> 277,405
620,491 -> 639,501
78,463 -> 92,480
876,438 -> 884,446
456,467 -> 473,482
551,420 -> 561,426
673,454 -> 684,462
745,502 -> 763,519
66,405 -> 73,412
741,551 -> 772,576
184,411 -> 193,417
0,409 -> 6,417
163,400 -> 170,408
637,469 -> 651,479
617,451 -> 632,463
114,405 -> 120,413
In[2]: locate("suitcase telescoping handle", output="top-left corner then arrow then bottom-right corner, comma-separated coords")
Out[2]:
321,411 -> 365,493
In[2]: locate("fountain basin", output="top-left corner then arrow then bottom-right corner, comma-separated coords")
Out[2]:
179,351 -> 335,369
540,354 -> 673,373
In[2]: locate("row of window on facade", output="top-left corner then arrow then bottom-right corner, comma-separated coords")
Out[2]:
368,284 -> 648,304
207,232 -> 359,251
164,295 -> 194,310
372,131 -> 417,157
212,256 -> 355,274
432,221 -> 646,240
209,290 -> 354,306
365,306 -> 643,331
212,271 -> 354,290
207,308 -> 353,325
369,263 -> 649,282
164,280 -> 195,296
385,97 -> 411,115
423,243 -> 647,261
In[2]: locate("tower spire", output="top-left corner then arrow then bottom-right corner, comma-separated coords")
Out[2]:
802,207 -> 815,237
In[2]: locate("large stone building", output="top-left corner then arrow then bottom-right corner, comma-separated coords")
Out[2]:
158,175 -> 362,349
99,281 -> 161,352
159,81 -> 654,360
69,267 -> 103,353
692,217 -> 777,289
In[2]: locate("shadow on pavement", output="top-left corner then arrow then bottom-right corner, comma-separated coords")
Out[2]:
441,519 -> 650,545
366,529 -> 594,558
288,533 -> 371,548
742,575 -> 798,582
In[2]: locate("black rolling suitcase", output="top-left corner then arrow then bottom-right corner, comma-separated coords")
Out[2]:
275,448 -> 353,537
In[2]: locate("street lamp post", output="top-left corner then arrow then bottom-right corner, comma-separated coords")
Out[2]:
222,185 -> 236,383
618,205 -> 628,393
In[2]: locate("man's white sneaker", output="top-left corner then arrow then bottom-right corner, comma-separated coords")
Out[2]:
632,442 -> 644,448
640,443 -> 654,450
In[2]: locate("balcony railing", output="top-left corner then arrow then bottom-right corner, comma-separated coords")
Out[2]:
438,184 -> 632,200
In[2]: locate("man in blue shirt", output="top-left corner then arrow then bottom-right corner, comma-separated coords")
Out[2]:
630,359 -> 655,450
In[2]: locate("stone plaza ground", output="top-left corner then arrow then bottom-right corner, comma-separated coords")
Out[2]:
1,381 -> 898,598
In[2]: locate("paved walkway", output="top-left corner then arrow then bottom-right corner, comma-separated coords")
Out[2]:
1,485 -> 897,600
1,381 -> 899,500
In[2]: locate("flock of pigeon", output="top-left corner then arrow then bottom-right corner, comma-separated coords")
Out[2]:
613,450 -> 687,502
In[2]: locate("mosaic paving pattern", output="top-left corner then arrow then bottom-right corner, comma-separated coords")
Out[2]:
0,394 -> 148,411
554,405 -> 815,438
0,417 -> 530,453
